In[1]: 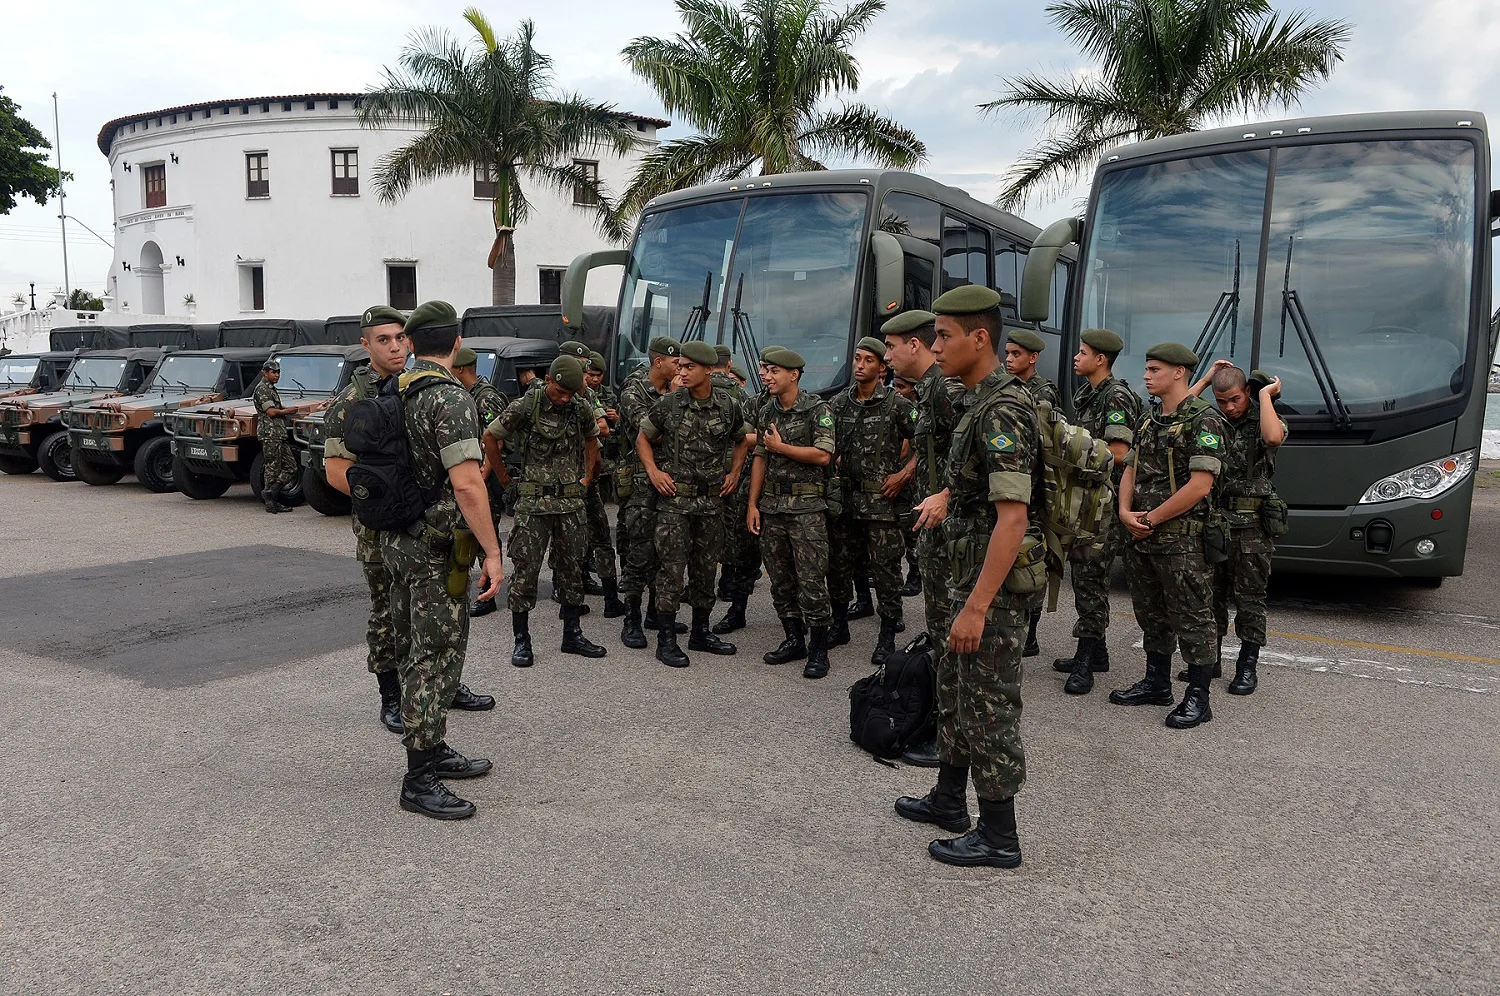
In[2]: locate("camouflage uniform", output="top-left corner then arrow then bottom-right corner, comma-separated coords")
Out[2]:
253,378 -> 297,489
468,379 -> 509,527
1068,375 -> 1143,638
940,369 -> 1041,801
1019,373 -> 1062,412
913,362 -> 967,651
488,387 -> 599,612
617,373 -> 667,597
323,365 -> 396,676
1124,396 -> 1226,670
713,372 -> 762,599
587,382 -> 621,581
1214,399 -> 1285,647
377,360 -> 484,752
756,390 -> 837,628
829,382 -> 916,621
640,387 -> 749,614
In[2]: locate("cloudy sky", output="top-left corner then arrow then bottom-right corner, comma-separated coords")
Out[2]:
2,0 -> 1498,303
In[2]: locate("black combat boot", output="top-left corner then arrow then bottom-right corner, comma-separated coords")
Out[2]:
895,762 -> 971,832
1055,636 -> 1112,674
1181,639 -> 1224,681
656,612 -> 690,668
510,611 -> 534,668
271,486 -> 295,513
827,604 -> 851,648
1228,643 -> 1261,695
872,615 -> 899,666
643,586 -> 686,633
901,561 -> 922,598
399,748 -> 476,821
583,569 -> 604,596
804,625 -> 830,679
688,606 -> 736,655
262,487 -> 282,514
1063,637 -> 1104,695
1023,608 -> 1041,658
450,683 -> 494,711
601,577 -> 625,618
900,738 -> 941,768
928,796 -> 1022,868
376,669 -> 403,734
711,596 -> 748,635
848,582 -> 875,621
433,741 -> 492,779
764,618 -> 807,665
716,565 -> 736,603
1166,666 -> 1214,729
621,595 -> 648,649
560,604 -> 607,658
469,596 -> 497,618
1108,650 -> 1175,707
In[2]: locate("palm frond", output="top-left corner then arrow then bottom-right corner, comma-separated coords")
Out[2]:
613,135 -> 755,222
797,103 -> 926,168
996,125 -> 1135,211
462,6 -> 498,52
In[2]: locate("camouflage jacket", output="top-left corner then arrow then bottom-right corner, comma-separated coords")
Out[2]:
1073,374 -> 1142,486
831,382 -> 916,521
401,359 -> 483,537
755,389 -> 835,515
469,379 -> 509,513
913,361 -> 965,501
1126,394 -> 1226,553
253,380 -> 288,444
619,373 -> 668,482
640,387 -> 750,515
489,387 -> 599,515
322,363 -> 382,558
593,382 -> 622,474
1219,399 -> 1286,527
1020,373 -> 1062,412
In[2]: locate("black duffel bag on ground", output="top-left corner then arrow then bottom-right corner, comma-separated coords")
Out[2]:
849,632 -> 936,760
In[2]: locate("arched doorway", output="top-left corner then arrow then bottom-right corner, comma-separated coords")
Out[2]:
139,241 -> 165,316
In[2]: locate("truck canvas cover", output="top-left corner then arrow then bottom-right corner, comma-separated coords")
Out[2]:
319,316 -> 365,346
126,324 -> 219,348
49,326 -> 129,351
217,319 -> 322,348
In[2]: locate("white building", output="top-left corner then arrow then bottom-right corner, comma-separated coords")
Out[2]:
96,92 -> 665,322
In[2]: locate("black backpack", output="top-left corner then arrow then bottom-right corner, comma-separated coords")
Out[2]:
849,632 -> 937,760
343,371 -> 449,531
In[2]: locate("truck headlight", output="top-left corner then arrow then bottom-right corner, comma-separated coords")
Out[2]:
1359,450 -> 1476,503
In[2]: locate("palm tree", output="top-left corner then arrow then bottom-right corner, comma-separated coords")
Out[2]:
360,9 -> 641,305
616,0 -> 925,222
983,0 -> 1351,209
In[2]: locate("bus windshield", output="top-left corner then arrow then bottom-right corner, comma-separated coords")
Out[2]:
0,357 -> 38,387
62,358 -> 128,391
1080,138 -> 1478,419
276,355 -> 347,397
618,190 -> 869,393
147,354 -> 225,393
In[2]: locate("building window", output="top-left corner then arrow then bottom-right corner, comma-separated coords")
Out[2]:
572,160 -> 599,207
331,149 -> 358,195
388,265 -> 417,311
474,164 -> 498,199
239,264 -> 265,312
246,153 -> 269,198
539,268 -> 565,305
143,163 -> 166,208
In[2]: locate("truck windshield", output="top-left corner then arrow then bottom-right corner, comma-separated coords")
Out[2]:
473,352 -> 497,382
0,357 -> 39,387
276,355 -> 347,397
62,358 -> 129,390
619,190 -> 870,392
147,354 -> 225,393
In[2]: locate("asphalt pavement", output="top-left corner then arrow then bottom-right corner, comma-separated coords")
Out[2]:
1,470 -> 1497,995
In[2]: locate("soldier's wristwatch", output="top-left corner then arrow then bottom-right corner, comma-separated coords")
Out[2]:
1141,512 -> 1153,529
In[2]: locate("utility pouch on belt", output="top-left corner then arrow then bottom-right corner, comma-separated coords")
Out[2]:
1003,533 -> 1048,595
1260,493 -> 1290,538
1203,512 -> 1230,565
447,527 -> 480,598
616,471 -> 635,499
825,475 -> 845,518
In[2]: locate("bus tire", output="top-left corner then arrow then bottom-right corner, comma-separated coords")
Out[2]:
37,430 -> 77,482
134,436 -> 176,493
302,463 -> 350,517
172,456 -> 233,500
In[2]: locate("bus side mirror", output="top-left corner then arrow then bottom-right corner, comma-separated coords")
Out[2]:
1489,190 -> 1500,237
870,232 -> 905,317
1020,217 -> 1082,324
562,250 -> 632,337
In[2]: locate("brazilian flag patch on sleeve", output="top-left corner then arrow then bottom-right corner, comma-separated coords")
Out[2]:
817,413 -> 834,428
987,432 -> 1017,453
1106,410 -> 1127,424
1198,431 -> 1221,449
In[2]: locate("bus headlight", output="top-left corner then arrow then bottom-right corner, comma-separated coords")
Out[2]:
1359,450 -> 1476,503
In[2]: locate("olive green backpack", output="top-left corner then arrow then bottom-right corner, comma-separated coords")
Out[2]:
1035,400 -> 1117,610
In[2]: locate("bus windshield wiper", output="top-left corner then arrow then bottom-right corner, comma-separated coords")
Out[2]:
728,274 -> 762,373
1189,239 -> 1242,370
1278,236 -> 1352,429
680,272 -> 712,342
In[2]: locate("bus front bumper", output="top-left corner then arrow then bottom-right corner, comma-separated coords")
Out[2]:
1273,483 -> 1474,578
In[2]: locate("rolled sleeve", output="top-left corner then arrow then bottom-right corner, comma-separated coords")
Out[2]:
1187,454 -> 1221,476
440,438 -> 483,469
640,415 -> 662,442
323,436 -> 351,460
486,418 -> 509,442
1102,424 -> 1133,444
988,470 -> 1032,505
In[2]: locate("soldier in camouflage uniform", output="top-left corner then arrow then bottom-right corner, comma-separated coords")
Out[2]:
828,336 -> 916,666
1109,342 -> 1226,731
1004,327 -> 1058,657
253,357 -> 297,514
896,285 -> 1039,869
485,355 -> 607,667
1191,361 -> 1286,695
1052,328 -> 1143,694
709,343 -> 761,630
373,302 -> 505,821
585,350 -> 625,616
638,340 -> 752,667
453,346 -> 508,618
891,373 -> 923,597
748,346 -> 837,679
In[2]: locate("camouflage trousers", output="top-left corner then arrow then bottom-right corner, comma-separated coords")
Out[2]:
1126,544 -> 1218,669
828,513 -> 905,621
354,523 -> 396,675
1070,516 -> 1126,640
760,510 -> 832,628
617,480 -> 659,597
654,509 -> 724,615
916,526 -> 953,654
719,483 -> 761,598
585,480 -> 617,580
380,529 -> 470,752
1215,525 -> 1274,647
259,434 -> 297,489
936,603 -> 1027,801
899,485 -> 919,571
508,508 -> 588,612
467,512 -> 503,601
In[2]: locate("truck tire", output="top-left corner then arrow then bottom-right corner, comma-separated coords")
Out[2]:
72,447 -> 126,486
134,436 -> 176,493
250,452 -> 306,507
37,430 -> 77,482
172,456 -> 233,499
302,463 -> 351,517
0,454 -> 37,475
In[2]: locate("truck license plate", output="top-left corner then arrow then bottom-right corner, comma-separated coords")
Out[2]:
80,436 -> 102,448
188,446 -> 210,458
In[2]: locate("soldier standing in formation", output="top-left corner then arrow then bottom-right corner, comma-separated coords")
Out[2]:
890,373 -> 923,599
452,346 -> 509,618
1051,329 -> 1142,694
1004,327 -> 1058,658
636,340 -> 752,667
617,337 -> 683,649
827,336 -> 916,665
484,356 -> 608,668
747,347 -> 836,679
253,357 -> 298,514
1109,342 -> 1226,730
897,285 -> 1038,868
711,345 -> 761,635
584,349 -> 625,617
374,302 -> 505,821
1190,360 -> 1285,694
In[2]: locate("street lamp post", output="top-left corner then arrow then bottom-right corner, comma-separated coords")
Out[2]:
52,92 -> 70,307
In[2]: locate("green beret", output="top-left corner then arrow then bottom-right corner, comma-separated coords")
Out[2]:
762,346 -> 804,370
881,310 -> 936,337
1246,368 -> 1272,394
713,343 -> 732,363
681,340 -> 718,366
1081,328 -> 1124,354
932,284 -> 1001,316
729,363 -> 748,381
453,346 -> 478,368
558,339 -> 590,359
759,346 -> 776,361
1008,328 -> 1045,352
360,305 -> 407,328
587,350 -> 606,372
649,336 -> 681,358
262,356 -> 280,371
405,300 -> 458,335
1146,341 -> 1199,368
854,336 -> 888,361
548,355 -> 585,392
